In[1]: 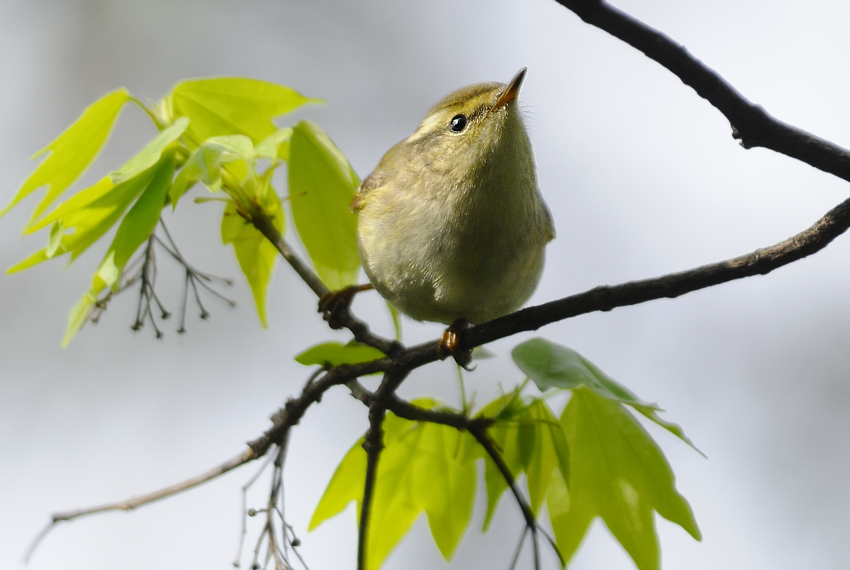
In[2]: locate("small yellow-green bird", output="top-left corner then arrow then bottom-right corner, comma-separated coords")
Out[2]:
338,69 -> 554,357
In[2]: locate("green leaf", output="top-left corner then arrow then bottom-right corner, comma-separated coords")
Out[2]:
7,249 -> 49,274
310,399 -> 476,569
295,341 -> 385,366
221,194 -> 282,328
170,135 -> 255,206
256,127 -> 293,161
2,88 -> 130,224
412,416 -> 476,560
110,117 -> 188,184
10,171 -> 157,272
512,338 -> 700,451
523,399 -> 570,514
94,154 -> 176,292
169,78 -> 319,146
474,394 -> 570,527
550,387 -> 701,570
15,121 -> 189,274
477,395 -> 533,530
513,337 -> 653,404
61,292 -> 97,348
309,435 -> 367,531
288,120 -> 360,290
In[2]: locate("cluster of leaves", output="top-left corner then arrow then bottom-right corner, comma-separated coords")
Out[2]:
304,337 -> 701,570
6,79 -> 701,569
2,78 -> 360,344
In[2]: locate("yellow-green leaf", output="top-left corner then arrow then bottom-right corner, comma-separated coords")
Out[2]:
309,436 -> 367,531
61,292 -> 97,347
170,135 -> 255,206
475,394 -> 569,528
94,154 -> 176,292
221,195 -> 282,328
169,77 -> 319,146
478,395 -> 534,530
110,117 -> 188,184
7,249 -> 49,274
550,387 -> 701,570
256,127 -> 293,161
2,88 -> 130,224
9,171 -> 156,272
295,341 -> 385,366
310,399 -> 476,570
523,399 -> 570,514
288,120 -> 360,290
414,419 -> 476,559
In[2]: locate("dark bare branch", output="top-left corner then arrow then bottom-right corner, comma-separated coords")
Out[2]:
553,0 -> 850,181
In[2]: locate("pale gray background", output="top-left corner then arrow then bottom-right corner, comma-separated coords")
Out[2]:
2,0 -> 849,569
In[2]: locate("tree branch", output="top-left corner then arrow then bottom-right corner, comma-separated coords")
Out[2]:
249,211 -> 330,299
357,369 -> 410,570
248,210 -> 400,357
553,0 -> 850,181
26,448 -> 256,563
465,195 -> 850,348
346,379 -> 492,431
53,449 -> 255,522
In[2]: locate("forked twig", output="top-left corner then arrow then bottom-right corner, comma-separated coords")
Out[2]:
26,448 -> 256,563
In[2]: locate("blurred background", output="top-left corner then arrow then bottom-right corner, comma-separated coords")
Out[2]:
2,0 -> 850,568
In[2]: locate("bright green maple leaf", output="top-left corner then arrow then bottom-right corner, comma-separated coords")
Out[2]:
512,337 -> 700,452
168,77 -> 319,146
310,399 -> 476,570
2,88 -> 130,224
549,387 -> 701,570
9,119 -> 188,274
8,173 -> 155,274
288,120 -> 360,290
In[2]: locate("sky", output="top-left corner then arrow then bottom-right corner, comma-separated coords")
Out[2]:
2,0 -> 850,569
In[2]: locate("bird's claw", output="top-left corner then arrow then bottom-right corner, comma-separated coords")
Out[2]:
318,284 -> 373,329
438,318 -> 474,370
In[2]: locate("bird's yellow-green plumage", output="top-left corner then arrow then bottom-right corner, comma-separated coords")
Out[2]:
353,68 -> 554,325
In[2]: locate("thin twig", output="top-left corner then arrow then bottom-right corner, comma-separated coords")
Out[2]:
346,380 -> 495,436
508,527 -> 529,570
247,210 -> 400,357
248,211 -> 329,299
467,426 -> 540,562
52,449 -> 255,521
233,452 -> 277,567
26,448 -> 256,563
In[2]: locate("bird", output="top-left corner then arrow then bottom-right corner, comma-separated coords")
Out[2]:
325,68 -> 553,364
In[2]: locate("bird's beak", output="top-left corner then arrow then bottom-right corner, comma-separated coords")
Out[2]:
492,67 -> 527,111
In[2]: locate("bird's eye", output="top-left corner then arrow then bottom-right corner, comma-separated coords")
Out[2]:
449,114 -> 468,133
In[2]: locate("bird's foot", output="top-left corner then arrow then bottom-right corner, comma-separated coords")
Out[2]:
318,284 -> 374,329
438,318 -> 474,370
